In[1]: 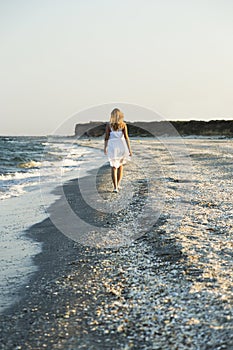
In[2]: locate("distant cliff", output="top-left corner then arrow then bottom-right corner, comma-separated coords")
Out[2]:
74,120 -> 233,138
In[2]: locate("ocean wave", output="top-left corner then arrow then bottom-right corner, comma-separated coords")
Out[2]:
0,136 -> 100,201
0,183 -> 26,200
0,171 -> 40,181
18,160 -> 41,169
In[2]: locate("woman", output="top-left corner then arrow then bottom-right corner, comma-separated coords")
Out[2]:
104,108 -> 132,193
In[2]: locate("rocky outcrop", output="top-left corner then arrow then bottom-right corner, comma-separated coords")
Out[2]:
74,120 -> 233,138
170,120 -> 233,136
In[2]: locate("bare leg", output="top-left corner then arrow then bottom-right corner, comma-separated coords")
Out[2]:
111,167 -> 118,190
117,165 -> 123,187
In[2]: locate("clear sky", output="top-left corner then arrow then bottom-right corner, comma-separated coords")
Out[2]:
1,0 -> 233,135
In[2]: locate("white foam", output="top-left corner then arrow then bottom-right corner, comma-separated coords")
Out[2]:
0,171 -> 39,181
0,141 -> 95,201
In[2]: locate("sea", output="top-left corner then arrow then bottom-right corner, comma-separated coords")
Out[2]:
0,135 -> 104,313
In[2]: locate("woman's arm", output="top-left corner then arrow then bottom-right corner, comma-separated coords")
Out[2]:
123,124 -> 132,156
104,123 -> 110,154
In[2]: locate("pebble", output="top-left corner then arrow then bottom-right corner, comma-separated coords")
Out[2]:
0,139 -> 233,350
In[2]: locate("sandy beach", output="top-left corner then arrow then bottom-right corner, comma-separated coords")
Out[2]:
0,138 -> 232,350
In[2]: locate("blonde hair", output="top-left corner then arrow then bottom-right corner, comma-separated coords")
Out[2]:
110,108 -> 125,131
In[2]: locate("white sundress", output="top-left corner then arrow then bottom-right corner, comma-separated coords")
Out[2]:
107,126 -> 130,168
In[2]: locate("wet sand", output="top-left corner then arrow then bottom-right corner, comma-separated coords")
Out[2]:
0,138 -> 232,350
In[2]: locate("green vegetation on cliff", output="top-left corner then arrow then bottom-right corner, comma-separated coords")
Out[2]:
74,120 -> 233,138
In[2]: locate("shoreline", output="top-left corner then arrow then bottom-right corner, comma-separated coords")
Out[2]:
0,165 -> 185,349
0,139 -> 233,349
0,140 -> 105,313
